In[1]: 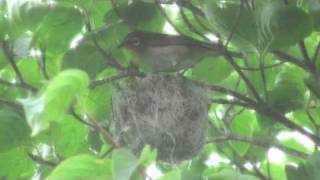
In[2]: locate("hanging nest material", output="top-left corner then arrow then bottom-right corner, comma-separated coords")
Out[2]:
112,74 -> 210,163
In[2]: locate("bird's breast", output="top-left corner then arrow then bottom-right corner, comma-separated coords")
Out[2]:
143,46 -> 194,72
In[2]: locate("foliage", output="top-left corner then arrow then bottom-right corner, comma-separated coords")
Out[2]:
1,0 -> 320,179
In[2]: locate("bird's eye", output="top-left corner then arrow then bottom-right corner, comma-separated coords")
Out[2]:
131,37 -> 140,46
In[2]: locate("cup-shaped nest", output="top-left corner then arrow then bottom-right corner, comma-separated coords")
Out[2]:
112,75 -> 210,163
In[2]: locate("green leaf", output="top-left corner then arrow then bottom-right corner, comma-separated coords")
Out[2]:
280,136 -> 313,155
18,58 -> 43,87
62,42 -> 108,78
43,69 -> 89,118
19,2 -> 50,31
286,152 -> 320,180
138,145 -> 157,166
0,12 -> 9,41
268,66 -> 306,113
191,57 -> 233,84
259,2 -> 313,49
286,164 -> 309,180
33,3 -> 84,52
160,169 -> 181,180
112,148 -> 138,180
204,168 -> 260,180
204,1 -> 259,51
261,161 -> 287,180
0,107 -> 30,152
0,148 -> 35,180
106,1 -> 165,32
47,154 -> 112,180
181,159 -> 207,180
47,115 -> 89,158
230,111 -> 257,156
84,68 -> 118,122
305,152 -> 320,179
21,70 -> 89,135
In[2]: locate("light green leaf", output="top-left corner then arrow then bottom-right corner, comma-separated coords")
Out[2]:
47,154 -> 112,180
138,145 -> 157,166
205,168 -> 260,180
230,111 -> 257,156
191,57 -> 233,84
18,58 -> 43,87
21,70 -> 89,135
112,148 -> 138,180
48,115 -> 89,158
160,169 -> 181,180
0,148 -> 35,180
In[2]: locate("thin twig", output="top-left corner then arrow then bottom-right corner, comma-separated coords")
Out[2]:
312,41 -> 320,63
0,79 -> 36,92
207,133 -> 309,158
70,107 -> 96,129
83,10 -> 125,71
2,41 -> 25,83
193,12 -> 212,32
175,0 -> 204,17
90,69 -> 143,89
40,47 -> 50,80
220,42 -> 262,102
240,61 -> 285,71
224,0 -> 244,47
299,41 -> 312,64
191,80 -> 256,104
154,0 -> 184,35
180,9 -> 209,41
86,114 -> 120,148
211,98 -> 252,108
2,42 -> 37,92
101,146 -> 115,158
253,166 -> 270,180
273,50 -> 307,69
0,98 -> 23,110
196,79 -> 320,144
28,153 -> 58,167
259,53 -> 268,101
110,0 -> 122,19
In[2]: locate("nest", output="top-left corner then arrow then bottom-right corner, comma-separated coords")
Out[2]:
112,75 -> 210,163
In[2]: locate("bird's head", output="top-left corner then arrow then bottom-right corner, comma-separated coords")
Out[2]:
120,31 -> 147,52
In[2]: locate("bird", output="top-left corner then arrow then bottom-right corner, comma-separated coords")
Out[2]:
119,31 -> 241,72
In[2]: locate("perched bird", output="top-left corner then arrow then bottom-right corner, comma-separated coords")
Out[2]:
120,31 -> 241,72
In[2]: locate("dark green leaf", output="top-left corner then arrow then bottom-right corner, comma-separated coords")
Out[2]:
0,107 -> 30,152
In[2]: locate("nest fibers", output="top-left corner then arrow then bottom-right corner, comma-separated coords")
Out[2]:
112,74 -> 210,163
